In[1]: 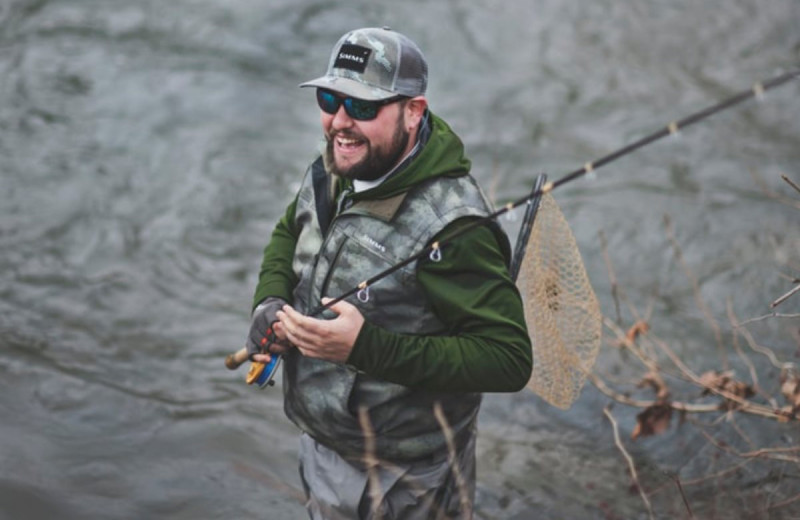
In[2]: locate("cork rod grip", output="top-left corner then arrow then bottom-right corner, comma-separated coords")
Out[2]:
225,347 -> 249,370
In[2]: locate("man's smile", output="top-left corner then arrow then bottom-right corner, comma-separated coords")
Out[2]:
334,134 -> 365,153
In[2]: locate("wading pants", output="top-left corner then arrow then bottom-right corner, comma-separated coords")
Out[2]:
298,427 -> 476,520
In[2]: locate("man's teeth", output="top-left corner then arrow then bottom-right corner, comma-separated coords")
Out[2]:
337,137 -> 361,146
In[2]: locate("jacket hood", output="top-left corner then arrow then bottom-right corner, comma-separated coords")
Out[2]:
348,111 -> 472,201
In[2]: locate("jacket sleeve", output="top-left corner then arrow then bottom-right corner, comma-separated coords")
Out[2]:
346,218 -> 533,393
251,196 -> 300,310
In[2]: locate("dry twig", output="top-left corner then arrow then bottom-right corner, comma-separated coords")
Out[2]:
735,313 -> 800,327
771,283 -> 800,309
663,215 -> 728,369
749,169 -> 800,210
732,318 -> 795,371
603,405 -> 656,520
768,491 -> 800,512
432,401 -> 472,518
650,335 -> 790,421
358,406 -> 384,520
600,230 -> 622,324
696,428 -> 800,464
726,299 -> 778,408
781,173 -> 800,196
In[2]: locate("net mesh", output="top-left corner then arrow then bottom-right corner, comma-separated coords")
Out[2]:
516,193 -> 602,409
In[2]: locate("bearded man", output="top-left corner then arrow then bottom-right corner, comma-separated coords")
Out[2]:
246,27 -> 532,520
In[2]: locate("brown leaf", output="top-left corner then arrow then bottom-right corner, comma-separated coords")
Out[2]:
722,380 -> 755,400
699,370 -> 755,410
777,406 -> 793,422
624,320 -> 650,346
699,370 -> 725,385
637,371 -> 671,401
631,403 -> 673,440
699,370 -> 730,395
780,371 -> 800,412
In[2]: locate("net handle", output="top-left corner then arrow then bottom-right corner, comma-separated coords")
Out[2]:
509,173 -> 548,282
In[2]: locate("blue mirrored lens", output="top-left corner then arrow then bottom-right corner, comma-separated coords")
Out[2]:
346,99 -> 378,120
315,89 -> 381,121
317,90 -> 341,115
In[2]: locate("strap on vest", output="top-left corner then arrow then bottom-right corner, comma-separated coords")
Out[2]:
311,157 -> 334,237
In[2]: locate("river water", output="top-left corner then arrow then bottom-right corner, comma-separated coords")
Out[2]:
1,1 -> 799,518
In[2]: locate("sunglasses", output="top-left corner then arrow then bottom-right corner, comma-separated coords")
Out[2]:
316,89 -> 406,121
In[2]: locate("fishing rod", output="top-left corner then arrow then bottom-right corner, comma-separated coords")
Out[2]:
225,68 -> 799,373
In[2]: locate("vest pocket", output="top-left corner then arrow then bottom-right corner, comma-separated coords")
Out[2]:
319,233 -> 407,320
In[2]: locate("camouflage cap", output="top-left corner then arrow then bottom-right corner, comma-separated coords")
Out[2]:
300,27 -> 428,101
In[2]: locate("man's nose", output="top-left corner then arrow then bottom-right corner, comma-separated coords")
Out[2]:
330,104 -> 354,130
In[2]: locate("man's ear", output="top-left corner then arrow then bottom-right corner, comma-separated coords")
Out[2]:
404,96 -> 428,130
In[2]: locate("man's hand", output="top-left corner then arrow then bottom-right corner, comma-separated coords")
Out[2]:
247,297 -> 292,363
276,298 -> 364,363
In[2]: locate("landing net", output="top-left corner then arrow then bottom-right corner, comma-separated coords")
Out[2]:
516,193 -> 602,409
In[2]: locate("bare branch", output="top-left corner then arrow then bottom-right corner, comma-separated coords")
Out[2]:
735,313 -> 800,327
726,299 -> 760,388
732,318 -> 796,371
728,411 -> 756,449
663,215 -> 728,369
749,169 -> 800,210
697,429 -> 800,463
781,173 -> 800,196
600,230 -> 622,324
671,475 -> 695,520
771,283 -> 800,309
433,402 -> 472,518
768,490 -> 800,512
589,372 -> 719,413
648,459 -> 756,507
726,300 -> 778,408
603,406 -> 655,520
765,463 -> 788,511
679,459 -> 753,487
358,406 -> 384,520
651,336 -> 793,421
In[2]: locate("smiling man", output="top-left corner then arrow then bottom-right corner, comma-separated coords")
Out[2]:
246,27 -> 532,519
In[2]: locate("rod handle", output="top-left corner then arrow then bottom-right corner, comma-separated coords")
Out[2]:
225,347 -> 249,370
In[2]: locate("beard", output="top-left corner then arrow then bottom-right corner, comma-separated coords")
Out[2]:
325,112 -> 410,181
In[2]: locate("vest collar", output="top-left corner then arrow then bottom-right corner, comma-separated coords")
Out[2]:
346,192 -> 408,222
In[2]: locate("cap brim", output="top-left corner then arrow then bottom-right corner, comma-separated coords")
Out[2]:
299,76 -> 396,101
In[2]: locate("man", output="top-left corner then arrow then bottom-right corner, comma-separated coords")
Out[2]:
246,27 -> 532,519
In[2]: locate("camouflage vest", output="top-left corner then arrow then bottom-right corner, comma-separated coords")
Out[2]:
283,158 -> 493,462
